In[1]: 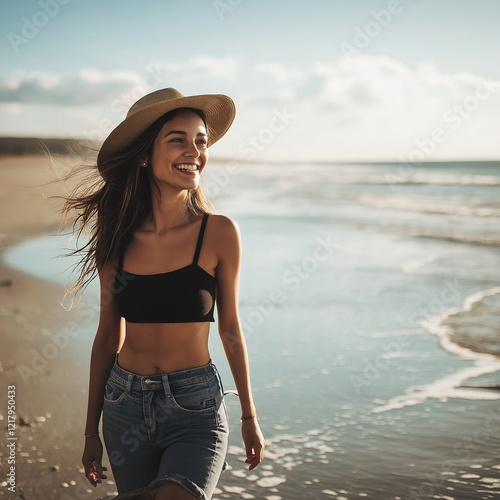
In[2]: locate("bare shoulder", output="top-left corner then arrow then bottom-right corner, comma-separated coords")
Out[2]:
207,213 -> 241,238
207,214 -> 241,264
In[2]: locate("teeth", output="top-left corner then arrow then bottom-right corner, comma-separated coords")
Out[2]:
175,164 -> 198,171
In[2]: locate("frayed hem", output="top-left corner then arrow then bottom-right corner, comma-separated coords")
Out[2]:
112,473 -> 207,500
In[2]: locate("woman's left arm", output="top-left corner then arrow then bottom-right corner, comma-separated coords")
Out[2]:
214,215 -> 265,470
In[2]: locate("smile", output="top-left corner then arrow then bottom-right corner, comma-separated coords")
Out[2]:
174,164 -> 199,172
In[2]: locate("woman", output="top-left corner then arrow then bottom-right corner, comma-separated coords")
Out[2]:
62,88 -> 264,499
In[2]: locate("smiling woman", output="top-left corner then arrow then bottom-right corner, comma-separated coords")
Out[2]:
58,88 -> 265,500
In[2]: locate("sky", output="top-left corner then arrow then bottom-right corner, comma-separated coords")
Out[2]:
1,0 -> 500,162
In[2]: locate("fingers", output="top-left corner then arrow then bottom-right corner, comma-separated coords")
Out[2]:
245,441 -> 265,471
85,461 -> 107,487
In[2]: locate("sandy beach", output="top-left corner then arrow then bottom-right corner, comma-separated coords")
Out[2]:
0,155 -> 118,499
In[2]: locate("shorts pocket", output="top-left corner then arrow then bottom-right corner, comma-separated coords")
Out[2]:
103,378 -> 128,406
170,379 -> 218,414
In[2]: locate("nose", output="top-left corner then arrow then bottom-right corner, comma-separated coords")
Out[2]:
184,141 -> 201,158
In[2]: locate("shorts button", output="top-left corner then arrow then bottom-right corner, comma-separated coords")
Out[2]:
145,379 -> 153,384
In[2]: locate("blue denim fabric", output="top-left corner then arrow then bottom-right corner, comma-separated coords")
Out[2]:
102,356 -> 229,499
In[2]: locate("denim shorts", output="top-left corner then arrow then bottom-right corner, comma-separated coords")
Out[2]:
102,356 -> 229,499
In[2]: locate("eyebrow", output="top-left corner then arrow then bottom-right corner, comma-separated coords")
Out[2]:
163,130 -> 207,138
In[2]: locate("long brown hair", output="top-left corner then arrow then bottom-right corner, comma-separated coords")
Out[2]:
59,107 -> 214,307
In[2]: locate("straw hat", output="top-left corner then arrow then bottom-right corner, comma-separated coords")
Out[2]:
97,87 -> 236,169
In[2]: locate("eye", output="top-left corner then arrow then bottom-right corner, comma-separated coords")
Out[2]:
197,139 -> 208,145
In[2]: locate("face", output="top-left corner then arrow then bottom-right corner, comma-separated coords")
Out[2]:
146,109 -> 208,191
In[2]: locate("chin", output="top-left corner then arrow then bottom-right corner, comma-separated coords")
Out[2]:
181,181 -> 200,191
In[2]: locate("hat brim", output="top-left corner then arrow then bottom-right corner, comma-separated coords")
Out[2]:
97,93 -> 235,169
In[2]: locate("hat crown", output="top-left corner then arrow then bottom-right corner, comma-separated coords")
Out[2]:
126,88 -> 185,118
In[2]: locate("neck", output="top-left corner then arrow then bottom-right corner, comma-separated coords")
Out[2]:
149,190 -> 191,233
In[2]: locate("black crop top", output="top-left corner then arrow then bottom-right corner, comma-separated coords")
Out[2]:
113,214 -> 216,323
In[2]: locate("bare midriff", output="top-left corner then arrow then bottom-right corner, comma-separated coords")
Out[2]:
117,322 -> 211,375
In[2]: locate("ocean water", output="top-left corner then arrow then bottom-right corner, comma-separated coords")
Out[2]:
4,160 -> 500,499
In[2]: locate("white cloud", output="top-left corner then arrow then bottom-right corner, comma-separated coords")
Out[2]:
238,55 -> 500,161
0,69 -> 139,105
254,62 -> 305,86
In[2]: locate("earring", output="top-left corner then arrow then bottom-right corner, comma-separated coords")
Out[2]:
139,162 -> 147,168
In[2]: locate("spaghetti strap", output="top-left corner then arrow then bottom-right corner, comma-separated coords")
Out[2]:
192,214 -> 209,265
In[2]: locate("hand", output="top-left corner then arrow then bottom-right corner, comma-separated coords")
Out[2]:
82,435 -> 108,487
241,419 -> 265,470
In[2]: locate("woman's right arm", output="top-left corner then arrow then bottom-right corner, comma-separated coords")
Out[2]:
82,260 -> 125,488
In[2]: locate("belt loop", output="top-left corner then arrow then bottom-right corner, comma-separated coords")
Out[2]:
126,373 -> 134,393
162,375 -> 172,398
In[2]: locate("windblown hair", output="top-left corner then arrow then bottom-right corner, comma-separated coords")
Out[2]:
59,108 -> 214,307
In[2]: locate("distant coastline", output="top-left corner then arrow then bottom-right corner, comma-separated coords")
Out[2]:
0,137 -> 98,157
